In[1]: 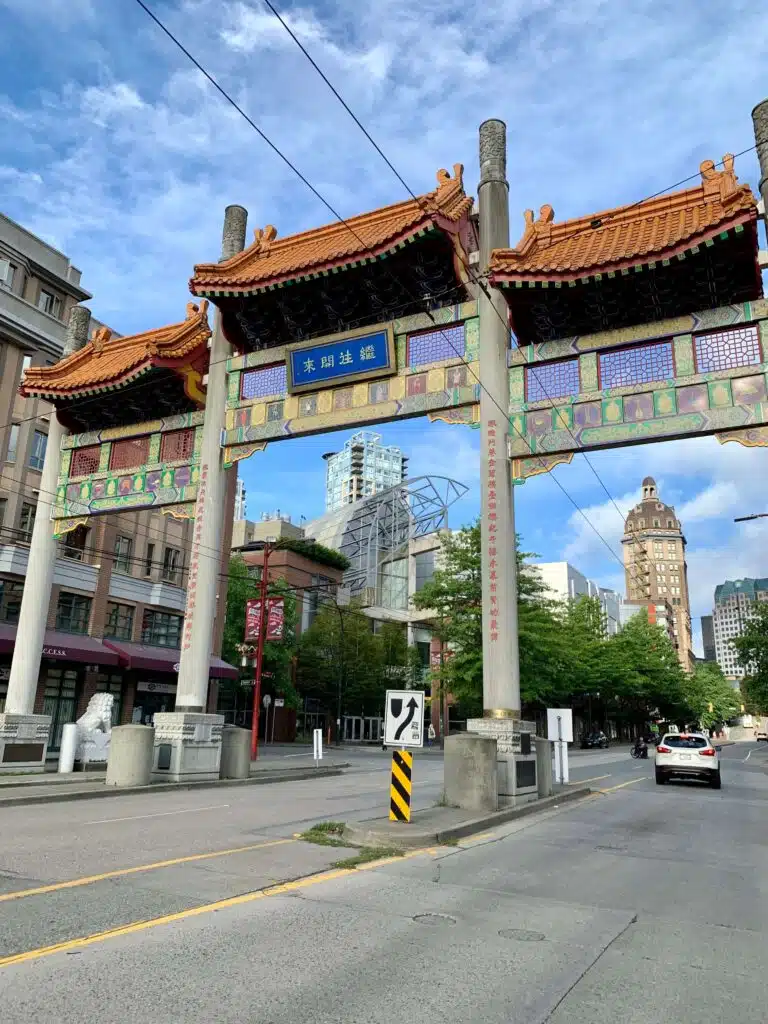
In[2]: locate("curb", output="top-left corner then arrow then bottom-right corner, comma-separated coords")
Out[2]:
0,765 -> 348,808
343,786 -> 592,849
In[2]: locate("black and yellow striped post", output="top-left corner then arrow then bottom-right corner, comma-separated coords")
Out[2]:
389,749 -> 413,822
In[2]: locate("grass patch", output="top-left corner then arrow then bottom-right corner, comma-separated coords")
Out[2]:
332,846 -> 404,870
439,837 -> 459,847
300,821 -> 348,848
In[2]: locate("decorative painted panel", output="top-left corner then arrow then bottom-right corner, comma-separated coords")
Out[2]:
53,411 -> 205,527
510,301 -> 768,482
223,303 -> 480,462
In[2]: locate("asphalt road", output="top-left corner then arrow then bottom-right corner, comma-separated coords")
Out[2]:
1,742 -> 767,1022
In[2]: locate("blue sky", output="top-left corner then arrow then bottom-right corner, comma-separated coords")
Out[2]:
2,0 -> 768,653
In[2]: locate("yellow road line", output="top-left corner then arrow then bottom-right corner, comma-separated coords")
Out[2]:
596,777 -> 647,794
0,847 -> 435,968
460,832 -> 495,844
0,838 -> 296,903
569,774 -> 610,785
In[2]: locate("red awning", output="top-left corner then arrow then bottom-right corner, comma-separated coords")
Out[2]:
0,624 -> 122,666
102,640 -> 238,679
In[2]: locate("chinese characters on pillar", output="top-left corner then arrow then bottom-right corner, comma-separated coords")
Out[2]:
181,462 -> 208,654
486,419 -> 499,644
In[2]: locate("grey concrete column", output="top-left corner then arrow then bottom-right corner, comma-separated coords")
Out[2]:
175,205 -> 247,711
752,99 -> 768,236
63,305 -> 91,356
477,119 -> 521,716
5,411 -> 67,713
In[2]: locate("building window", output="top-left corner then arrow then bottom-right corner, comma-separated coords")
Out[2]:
162,546 -> 181,584
653,518 -> 660,528
114,535 -> 133,574
144,542 -> 155,578
0,498 -> 5,533
62,524 -> 89,560
21,354 -> 32,374
29,430 -> 47,470
56,592 -> 91,634
0,579 -> 24,624
0,259 -> 17,289
19,502 -> 36,541
6,424 -> 19,464
105,602 -> 134,641
37,288 -> 62,318
141,610 -> 183,648
414,551 -> 436,593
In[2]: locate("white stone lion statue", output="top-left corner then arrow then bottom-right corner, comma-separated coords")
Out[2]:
75,693 -> 114,765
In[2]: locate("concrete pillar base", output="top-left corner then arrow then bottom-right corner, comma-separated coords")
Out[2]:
219,725 -> 251,780
106,725 -> 155,787
444,733 -> 498,812
150,712 -> 224,783
0,713 -> 51,773
466,718 -> 539,807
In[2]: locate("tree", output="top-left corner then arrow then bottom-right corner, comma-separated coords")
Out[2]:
682,661 -> 741,729
221,555 -> 251,669
731,601 -> 768,714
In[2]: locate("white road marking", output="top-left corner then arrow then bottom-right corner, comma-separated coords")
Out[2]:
743,750 -> 752,762
86,804 -> 230,825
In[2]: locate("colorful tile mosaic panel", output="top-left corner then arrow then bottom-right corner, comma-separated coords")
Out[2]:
623,393 -> 654,422
694,325 -> 761,373
732,374 -> 767,405
573,402 -> 602,428
677,384 -> 709,413
267,400 -> 285,421
369,381 -> 389,404
598,341 -> 673,389
407,374 -> 427,397
241,364 -> 288,400
525,358 -> 580,403
299,395 -> 317,417
408,324 -> 465,367
446,365 -> 468,389
526,410 -> 551,436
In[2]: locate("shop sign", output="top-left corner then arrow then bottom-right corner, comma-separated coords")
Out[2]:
136,681 -> 177,695
42,646 -> 68,658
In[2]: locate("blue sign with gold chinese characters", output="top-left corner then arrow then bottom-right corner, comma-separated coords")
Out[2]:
287,327 -> 394,393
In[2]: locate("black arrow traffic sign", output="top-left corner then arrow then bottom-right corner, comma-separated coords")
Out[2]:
394,696 -> 419,742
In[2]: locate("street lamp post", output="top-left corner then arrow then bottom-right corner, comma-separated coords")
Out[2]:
734,513 -> 768,522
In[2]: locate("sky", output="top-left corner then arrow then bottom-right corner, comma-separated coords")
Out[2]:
1,0 -> 768,654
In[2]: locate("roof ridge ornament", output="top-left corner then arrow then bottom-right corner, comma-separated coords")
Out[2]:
185,299 -> 209,321
523,204 -> 556,246
700,154 -> 741,205
252,224 -> 278,255
90,325 -> 112,355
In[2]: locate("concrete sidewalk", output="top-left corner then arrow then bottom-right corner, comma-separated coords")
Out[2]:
0,760 -> 349,807
343,786 -> 591,849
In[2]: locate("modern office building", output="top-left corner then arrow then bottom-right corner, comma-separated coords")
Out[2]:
712,578 -> 768,678
233,477 -> 247,521
0,214 -> 235,750
701,614 -> 716,661
322,431 -> 408,512
619,598 -> 678,648
622,476 -> 694,669
531,561 -> 621,634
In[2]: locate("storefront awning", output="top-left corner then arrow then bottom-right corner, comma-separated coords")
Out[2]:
0,624 -> 122,666
102,640 -> 238,679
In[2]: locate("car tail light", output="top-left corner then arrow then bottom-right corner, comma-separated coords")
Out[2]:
700,748 -> 716,757
656,745 -> 671,753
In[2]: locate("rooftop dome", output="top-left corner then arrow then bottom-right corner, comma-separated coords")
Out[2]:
642,476 -> 656,487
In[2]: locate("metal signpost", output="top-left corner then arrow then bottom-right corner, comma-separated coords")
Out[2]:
546,708 -> 573,785
384,690 -> 424,822
313,728 -> 323,768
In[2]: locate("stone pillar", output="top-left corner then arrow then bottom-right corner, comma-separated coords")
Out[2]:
175,205 -> 247,711
0,306 -> 91,771
752,99 -> 768,236
162,206 -> 247,782
476,119 -> 521,716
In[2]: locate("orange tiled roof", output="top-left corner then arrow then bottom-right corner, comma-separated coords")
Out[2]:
190,165 -> 473,294
20,301 -> 211,400
489,156 -> 758,282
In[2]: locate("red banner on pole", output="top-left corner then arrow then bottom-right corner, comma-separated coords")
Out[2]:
245,597 -> 285,641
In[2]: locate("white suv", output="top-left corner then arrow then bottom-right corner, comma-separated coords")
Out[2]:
655,733 -> 721,789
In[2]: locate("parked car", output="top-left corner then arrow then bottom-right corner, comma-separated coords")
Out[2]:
580,730 -> 609,749
655,732 -> 721,788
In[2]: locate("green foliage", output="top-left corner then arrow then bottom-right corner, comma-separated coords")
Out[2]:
276,537 -> 350,571
682,661 -> 741,728
731,601 -> 768,714
411,521 -> 691,724
221,555 -> 251,669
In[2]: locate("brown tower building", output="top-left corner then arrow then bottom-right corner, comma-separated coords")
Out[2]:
622,477 -> 693,671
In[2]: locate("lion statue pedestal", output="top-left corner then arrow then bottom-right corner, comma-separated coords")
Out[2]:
75,693 -> 114,767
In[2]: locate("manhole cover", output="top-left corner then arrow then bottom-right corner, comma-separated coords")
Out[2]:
499,928 -> 546,942
413,913 -> 457,926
